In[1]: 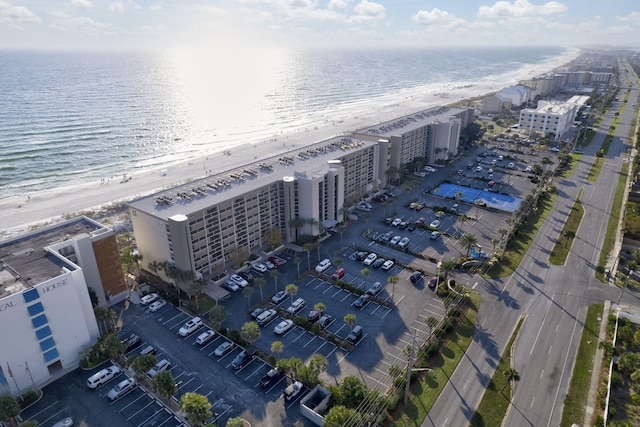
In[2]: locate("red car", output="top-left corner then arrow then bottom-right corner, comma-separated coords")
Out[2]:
428,277 -> 438,289
269,256 -> 285,266
331,267 -> 346,280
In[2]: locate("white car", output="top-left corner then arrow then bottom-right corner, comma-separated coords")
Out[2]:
424,166 -> 436,173
107,378 -> 136,401
148,299 -> 167,313
140,293 -> 158,306
315,259 -> 332,273
87,365 -> 121,389
230,274 -> 249,288
178,317 -> 203,337
214,341 -> 234,357
196,329 -> 216,345
508,162 -> 515,169
286,298 -> 305,314
283,381 -> 304,401
147,359 -> 171,378
52,417 -> 74,427
475,166 -> 483,172
390,235 -> 402,245
430,220 -> 441,229
381,260 -> 395,271
363,253 -> 377,266
391,218 -> 402,227
252,263 -> 268,273
274,319 -> 294,335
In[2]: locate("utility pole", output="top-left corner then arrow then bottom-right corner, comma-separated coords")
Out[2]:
404,329 -> 417,404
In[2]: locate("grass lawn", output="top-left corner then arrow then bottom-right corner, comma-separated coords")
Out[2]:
393,291 -> 481,427
560,302 -> 604,427
470,316 -> 524,426
550,190 -> 584,265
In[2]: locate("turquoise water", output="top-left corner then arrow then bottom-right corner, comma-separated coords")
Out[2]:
432,183 -> 522,213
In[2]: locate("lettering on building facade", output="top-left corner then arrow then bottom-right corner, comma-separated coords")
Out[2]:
41,279 -> 68,294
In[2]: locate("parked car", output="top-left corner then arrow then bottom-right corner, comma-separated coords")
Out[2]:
331,267 -> 346,280
274,319 -> 295,335
355,251 -> 369,260
178,317 -> 203,337
252,263 -> 268,273
347,325 -> 363,343
318,314 -> 333,329
238,271 -> 254,282
381,260 -> 395,271
363,253 -> 377,266
120,333 -> 141,351
148,299 -> 167,312
269,256 -> 285,266
475,165 -> 483,172
250,307 -> 266,319
430,220 -> 441,229
391,218 -> 402,227
230,274 -> 249,288
87,365 -> 121,389
286,298 -> 305,314
256,309 -> 278,326
214,341 -> 234,357
428,277 -> 438,289
283,381 -> 304,401
409,271 -> 423,284
107,378 -> 136,401
390,235 -> 402,245
221,281 -> 240,292
366,282 -> 383,296
271,290 -> 287,304
398,237 -> 410,250
307,310 -> 321,323
147,359 -> 171,378
51,417 -> 74,427
264,260 -> 276,270
430,231 -> 441,240
353,294 -> 369,308
139,345 -> 157,356
260,366 -> 284,388
315,259 -> 332,273
140,293 -> 158,306
231,350 -> 254,370
196,330 -> 216,345
424,166 -> 436,173
372,258 -> 385,269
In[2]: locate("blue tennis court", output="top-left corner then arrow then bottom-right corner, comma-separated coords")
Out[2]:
432,183 -> 522,213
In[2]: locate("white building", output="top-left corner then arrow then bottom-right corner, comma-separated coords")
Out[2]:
518,99 -> 583,141
481,85 -> 531,114
0,217 -> 123,396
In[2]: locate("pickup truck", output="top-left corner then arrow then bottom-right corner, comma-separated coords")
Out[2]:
259,366 -> 284,388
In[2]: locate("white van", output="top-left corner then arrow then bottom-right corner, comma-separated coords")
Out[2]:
256,308 -> 278,326
87,365 -> 121,389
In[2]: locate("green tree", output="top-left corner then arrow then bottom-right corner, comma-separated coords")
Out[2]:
188,278 -> 205,312
288,218 -> 305,242
314,302 -> 326,316
618,353 -> 640,375
440,260 -> 457,281
563,230 -> 576,248
241,322 -> 261,347
460,233 -> 478,257
150,370 -> 177,400
457,214 -> 468,233
271,341 -> 284,361
332,258 -> 343,269
294,256 -> 302,277
242,286 -> 254,308
254,277 -> 266,300
501,368 -> 521,393
337,224 -> 347,248
101,332 -> 125,360
270,269 -> 281,292
88,287 -> 99,307
0,394 -> 20,427
323,405 -> 362,427
361,267 -> 370,287
128,353 -> 158,378
344,314 -> 356,330
303,242 -> 315,271
208,305 -> 226,330
181,392 -> 212,426
285,283 -> 298,304
336,376 -> 368,409
309,354 -> 328,377
226,418 -> 245,427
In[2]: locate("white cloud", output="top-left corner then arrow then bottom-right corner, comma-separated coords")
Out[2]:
49,13 -> 111,32
0,1 -> 41,24
328,0 -> 351,10
109,2 -> 124,13
350,0 -> 385,22
478,0 -> 567,18
412,8 -> 466,29
138,24 -> 165,36
71,0 -> 92,8
616,11 -> 640,23
149,5 -> 163,11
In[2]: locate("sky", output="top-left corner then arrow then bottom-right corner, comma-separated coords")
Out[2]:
0,0 -> 639,50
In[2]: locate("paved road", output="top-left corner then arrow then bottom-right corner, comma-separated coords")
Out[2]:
424,59 -> 640,427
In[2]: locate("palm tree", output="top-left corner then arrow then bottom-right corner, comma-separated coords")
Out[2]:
285,283 -> 298,304
360,267 -> 370,288
455,191 -> 464,201
288,218 -> 305,242
333,258 -> 343,269
294,256 -> 302,277
309,354 -> 328,377
501,368 -> 521,394
271,341 -> 284,361
303,243 -> 315,271
148,260 -> 161,277
440,260 -> 457,281
188,278 -> 205,312
388,275 -> 399,301
254,277 -> 266,300
457,214 -> 468,233
314,302 -> 326,316
344,313 -> 357,331
270,269 -> 281,292
460,233 -> 478,257
337,224 -> 346,248
425,316 -> 438,336
243,286 -> 254,308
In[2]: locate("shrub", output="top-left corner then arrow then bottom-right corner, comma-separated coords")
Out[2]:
447,307 -> 461,318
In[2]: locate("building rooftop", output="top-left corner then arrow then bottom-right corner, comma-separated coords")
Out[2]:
357,106 -> 465,137
0,217 -> 106,299
127,136 -> 377,220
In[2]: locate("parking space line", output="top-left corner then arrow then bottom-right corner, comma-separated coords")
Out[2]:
126,399 -> 156,420
367,374 -> 389,388
313,339 -> 328,354
303,334 -> 318,348
244,364 -> 265,380
340,293 -> 352,302
137,407 -> 168,426
331,287 -> 344,298
291,329 -> 307,343
24,400 -> 59,421
336,350 -> 351,365
115,390 -> 146,409
325,345 -> 340,359
162,312 -> 184,326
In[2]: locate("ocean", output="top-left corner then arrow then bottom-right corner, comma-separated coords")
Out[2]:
0,46 -> 574,200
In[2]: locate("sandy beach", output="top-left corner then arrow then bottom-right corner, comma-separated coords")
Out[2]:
0,49 -> 579,239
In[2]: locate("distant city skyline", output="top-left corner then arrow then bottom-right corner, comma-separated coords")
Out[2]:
0,0 -> 638,50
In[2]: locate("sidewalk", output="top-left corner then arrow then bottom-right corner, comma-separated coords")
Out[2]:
584,300 -> 610,426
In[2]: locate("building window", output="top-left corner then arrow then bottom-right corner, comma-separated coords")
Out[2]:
27,302 -> 45,317
39,337 -> 56,352
43,348 -> 59,363
23,289 -> 40,303
36,326 -> 52,340
31,314 -> 48,329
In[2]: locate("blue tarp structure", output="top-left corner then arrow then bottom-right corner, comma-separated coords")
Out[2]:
432,183 -> 522,213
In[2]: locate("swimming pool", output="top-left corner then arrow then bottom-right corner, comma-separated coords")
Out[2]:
432,183 -> 522,213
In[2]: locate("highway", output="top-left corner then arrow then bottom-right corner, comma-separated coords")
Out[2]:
423,59 -> 640,427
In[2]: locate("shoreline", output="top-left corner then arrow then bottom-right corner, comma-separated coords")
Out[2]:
0,49 -> 580,239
